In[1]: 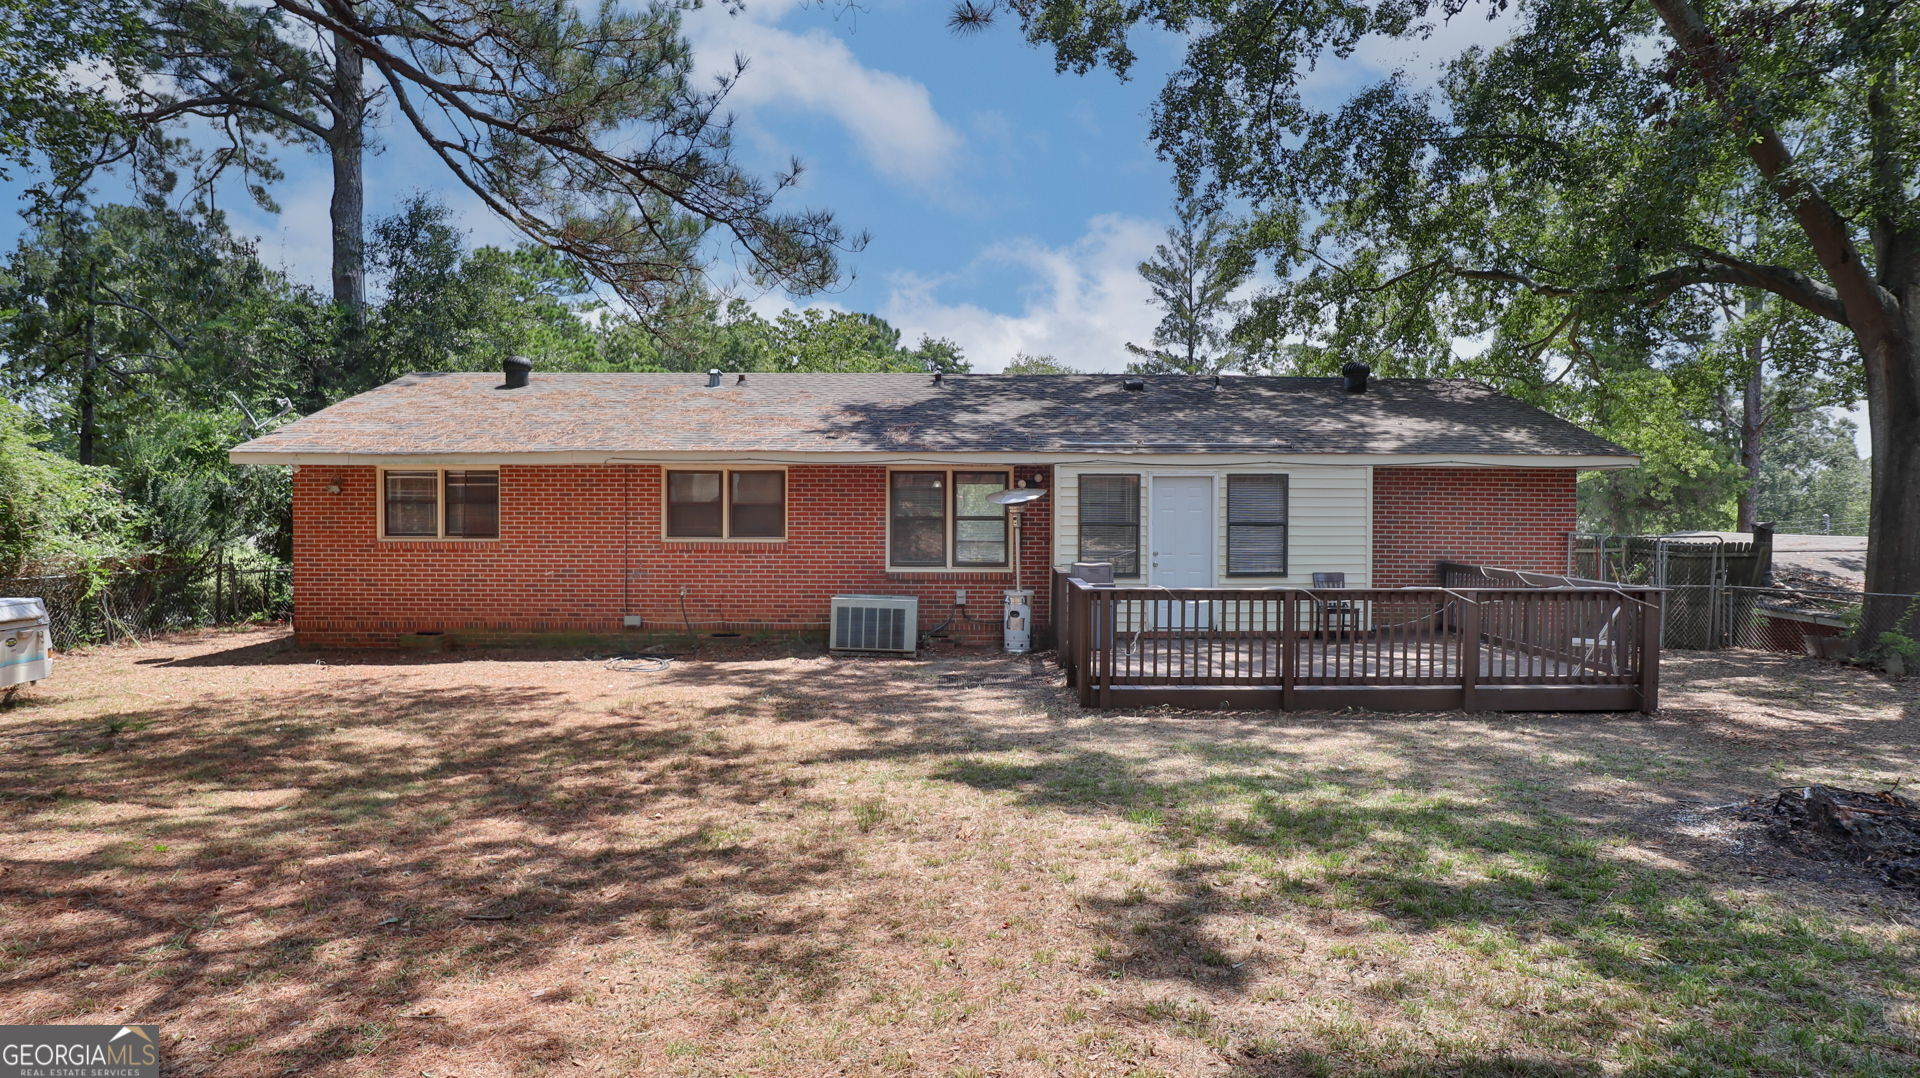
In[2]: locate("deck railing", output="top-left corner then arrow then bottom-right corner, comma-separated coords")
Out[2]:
1053,570 -> 1663,713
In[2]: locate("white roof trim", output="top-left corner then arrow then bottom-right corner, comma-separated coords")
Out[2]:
234,448 -> 1640,470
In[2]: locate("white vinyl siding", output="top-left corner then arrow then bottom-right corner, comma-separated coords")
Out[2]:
1053,463 -> 1371,587
1053,463 -> 1371,633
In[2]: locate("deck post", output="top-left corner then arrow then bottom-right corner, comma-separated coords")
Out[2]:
1096,592 -> 1113,708
1281,594 -> 1298,711
1051,569 -> 1068,676
1074,582 -> 1093,704
1459,599 -> 1481,712
1638,589 -> 1663,713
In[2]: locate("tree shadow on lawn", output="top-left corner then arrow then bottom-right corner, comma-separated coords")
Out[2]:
688,652 -> 1920,1074
12,641 -> 1919,1074
0,678 -> 858,1074
924,727 -> 1920,1073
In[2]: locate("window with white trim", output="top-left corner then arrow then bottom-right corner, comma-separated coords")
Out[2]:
383,469 -> 499,539
664,469 -> 786,539
1226,474 -> 1289,575
1077,474 -> 1141,577
887,470 -> 1010,569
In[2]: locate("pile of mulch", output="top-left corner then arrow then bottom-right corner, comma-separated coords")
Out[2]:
1742,785 -> 1920,890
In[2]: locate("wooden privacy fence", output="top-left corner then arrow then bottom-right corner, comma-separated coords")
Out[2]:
1052,570 -> 1663,713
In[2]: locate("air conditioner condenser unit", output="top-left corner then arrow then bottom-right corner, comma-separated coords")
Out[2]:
829,595 -> 919,654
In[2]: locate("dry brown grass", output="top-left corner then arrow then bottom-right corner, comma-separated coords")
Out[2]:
3,628 -> 1919,1077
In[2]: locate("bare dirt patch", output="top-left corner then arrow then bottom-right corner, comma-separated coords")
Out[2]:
4,632 -> 1919,1076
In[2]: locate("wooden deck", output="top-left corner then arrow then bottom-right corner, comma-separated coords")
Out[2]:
1052,571 -> 1663,713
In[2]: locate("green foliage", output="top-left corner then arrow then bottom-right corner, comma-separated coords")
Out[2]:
1002,353 -> 1078,374
1752,409 -> 1871,533
1572,367 -> 1741,534
0,194 -> 966,571
114,406 -> 292,563
129,0 -> 852,311
361,196 -> 599,387
1125,201 -> 1256,374
0,203 -> 324,562
0,400 -> 138,576
598,301 -> 966,375
0,0 -> 145,200
963,0 -> 1916,601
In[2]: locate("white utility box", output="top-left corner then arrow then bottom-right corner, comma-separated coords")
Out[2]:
0,597 -> 52,688
1002,589 -> 1034,654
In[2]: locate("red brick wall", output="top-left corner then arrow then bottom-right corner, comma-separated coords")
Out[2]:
291,463 -> 1053,646
1371,467 -> 1576,588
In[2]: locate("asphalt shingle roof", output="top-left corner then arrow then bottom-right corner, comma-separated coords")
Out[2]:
229,372 -> 1633,459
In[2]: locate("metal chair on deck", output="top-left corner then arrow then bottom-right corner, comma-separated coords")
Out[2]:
1311,572 -> 1358,635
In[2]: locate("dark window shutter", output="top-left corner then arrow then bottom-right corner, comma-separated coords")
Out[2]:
1078,475 -> 1141,577
384,471 -> 438,537
729,471 -> 785,538
1227,474 -> 1288,575
666,471 -> 724,537
889,471 -> 948,566
444,470 -> 499,538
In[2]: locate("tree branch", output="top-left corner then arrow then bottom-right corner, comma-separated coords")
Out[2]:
1671,245 -> 1849,323
1646,0 -> 1904,337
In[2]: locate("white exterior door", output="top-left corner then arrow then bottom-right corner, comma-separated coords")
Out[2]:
1150,475 -> 1214,627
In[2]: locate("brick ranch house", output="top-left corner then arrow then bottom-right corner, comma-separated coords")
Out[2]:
228,366 -> 1637,647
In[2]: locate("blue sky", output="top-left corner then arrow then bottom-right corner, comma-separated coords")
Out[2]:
0,0 -> 1201,372
0,1 -> 1556,373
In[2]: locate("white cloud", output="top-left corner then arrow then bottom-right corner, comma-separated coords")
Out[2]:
879,214 -> 1164,371
1298,8 -> 1518,100
683,7 -> 963,189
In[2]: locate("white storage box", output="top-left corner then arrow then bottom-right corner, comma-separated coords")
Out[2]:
0,597 -> 52,688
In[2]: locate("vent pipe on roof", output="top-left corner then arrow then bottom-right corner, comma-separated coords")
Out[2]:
932,370 -> 944,385
1122,378 -> 1146,392
707,368 -> 723,388
736,373 -> 747,385
1341,361 -> 1371,393
502,355 -> 532,390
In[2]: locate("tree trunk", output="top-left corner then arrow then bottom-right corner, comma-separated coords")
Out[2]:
79,264 -> 97,466
328,28 -> 366,368
1736,333 -> 1765,532
1645,0 -> 1920,646
1859,309 -> 1920,642
78,347 -> 96,467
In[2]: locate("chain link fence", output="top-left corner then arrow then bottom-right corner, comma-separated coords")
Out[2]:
1648,583 -> 1867,656
0,564 -> 292,650
1568,534 -> 1918,657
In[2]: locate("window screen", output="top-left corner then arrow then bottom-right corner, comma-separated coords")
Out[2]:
384,471 -> 438,537
952,472 -> 1009,567
729,471 -> 785,538
889,471 -> 947,566
666,471 -> 724,537
1227,474 -> 1288,575
444,470 -> 499,539
1077,474 -> 1140,576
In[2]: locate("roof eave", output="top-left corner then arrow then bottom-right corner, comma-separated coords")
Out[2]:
229,448 -> 1642,470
